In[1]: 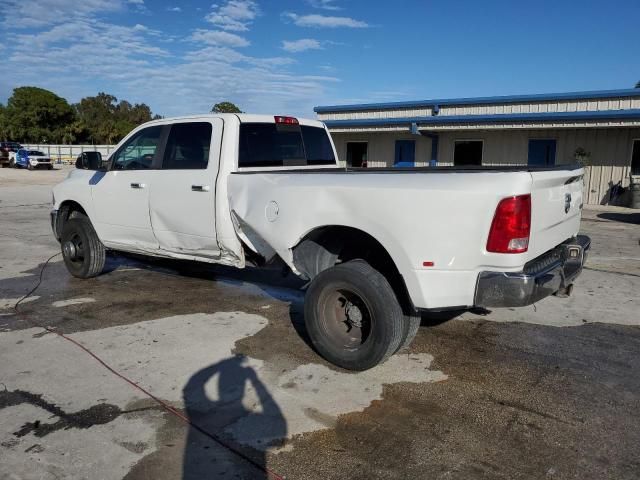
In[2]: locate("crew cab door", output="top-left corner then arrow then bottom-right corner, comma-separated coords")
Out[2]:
90,125 -> 163,249
148,119 -> 222,258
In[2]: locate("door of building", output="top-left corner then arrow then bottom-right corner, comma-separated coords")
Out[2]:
631,140 -> 640,175
394,140 -> 415,167
346,142 -> 368,167
528,139 -> 557,166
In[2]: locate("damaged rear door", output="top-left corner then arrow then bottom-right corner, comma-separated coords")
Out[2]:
148,119 -> 223,258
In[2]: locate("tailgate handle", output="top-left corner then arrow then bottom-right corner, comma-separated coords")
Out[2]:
192,185 -> 210,192
130,183 -> 145,189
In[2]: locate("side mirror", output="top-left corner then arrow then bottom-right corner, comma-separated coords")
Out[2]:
76,151 -> 103,170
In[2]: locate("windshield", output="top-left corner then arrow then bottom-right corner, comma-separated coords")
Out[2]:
28,150 -> 44,156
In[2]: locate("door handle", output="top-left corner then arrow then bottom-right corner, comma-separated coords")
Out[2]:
191,185 -> 210,192
130,183 -> 145,189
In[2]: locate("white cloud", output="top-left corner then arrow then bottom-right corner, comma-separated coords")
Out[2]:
0,0 -> 122,27
282,38 -> 322,53
1,12 -> 339,118
283,12 -> 368,28
206,0 -> 259,32
167,6 -> 181,12
190,29 -> 250,47
306,0 -> 341,10
127,0 -> 143,4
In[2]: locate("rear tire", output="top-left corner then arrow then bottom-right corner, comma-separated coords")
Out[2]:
304,259 -> 404,370
61,216 -> 106,278
397,314 -> 421,352
47,164 -> 53,170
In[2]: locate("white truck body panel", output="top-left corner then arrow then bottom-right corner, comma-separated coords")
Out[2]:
52,113 -> 586,310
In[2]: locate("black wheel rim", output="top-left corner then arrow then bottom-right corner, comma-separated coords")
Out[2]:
63,233 -> 85,266
318,287 -> 372,349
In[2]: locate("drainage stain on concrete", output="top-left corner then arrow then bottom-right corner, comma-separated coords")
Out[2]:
0,389 -> 122,438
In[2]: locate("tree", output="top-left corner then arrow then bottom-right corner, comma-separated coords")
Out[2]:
211,101 -> 242,113
4,87 -> 76,143
0,103 -> 7,140
75,93 -> 159,144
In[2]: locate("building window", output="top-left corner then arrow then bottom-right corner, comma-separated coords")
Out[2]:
528,139 -> 556,166
632,140 -> 640,176
454,140 -> 483,166
346,142 -> 368,167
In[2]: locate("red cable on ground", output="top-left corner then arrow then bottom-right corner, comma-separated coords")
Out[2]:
13,253 -> 284,480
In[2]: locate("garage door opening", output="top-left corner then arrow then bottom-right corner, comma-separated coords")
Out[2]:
454,140 -> 483,166
346,142 -> 368,167
632,139 -> 640,175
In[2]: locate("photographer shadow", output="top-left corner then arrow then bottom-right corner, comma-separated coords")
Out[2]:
182,355 -> 286,479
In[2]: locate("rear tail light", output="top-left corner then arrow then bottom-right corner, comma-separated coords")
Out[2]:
486,194 -> 531,253
274,116 -> 299,125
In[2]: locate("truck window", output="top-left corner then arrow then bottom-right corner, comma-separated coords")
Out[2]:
239,123 -> 335,167
162,122 -> 212,170
301,125 -> 336,166
112,126 -> 163,170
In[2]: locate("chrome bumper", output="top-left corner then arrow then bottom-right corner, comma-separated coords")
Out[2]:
474,235 -> 591,308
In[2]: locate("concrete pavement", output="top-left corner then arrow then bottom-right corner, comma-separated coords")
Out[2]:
1,166 -> 639,480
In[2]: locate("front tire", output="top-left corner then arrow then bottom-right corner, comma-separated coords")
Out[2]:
304,260 -> 404,370
61,216 -> 106,278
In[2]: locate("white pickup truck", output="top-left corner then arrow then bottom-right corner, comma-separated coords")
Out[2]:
51,114 -> 590,370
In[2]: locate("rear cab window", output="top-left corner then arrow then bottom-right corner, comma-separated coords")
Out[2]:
238,119 -> 336,169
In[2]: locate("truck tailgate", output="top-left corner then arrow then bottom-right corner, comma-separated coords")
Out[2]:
528,168 -> 584,259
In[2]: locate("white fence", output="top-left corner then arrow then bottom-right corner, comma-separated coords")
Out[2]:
22,144 -> 116,164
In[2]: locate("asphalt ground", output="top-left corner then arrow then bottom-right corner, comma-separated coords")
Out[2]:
1,166 -> 639,480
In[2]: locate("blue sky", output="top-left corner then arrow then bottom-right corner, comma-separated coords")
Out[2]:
0,0 -> 638,117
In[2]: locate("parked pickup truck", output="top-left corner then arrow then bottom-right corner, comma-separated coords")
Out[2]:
51,114 -> 590,370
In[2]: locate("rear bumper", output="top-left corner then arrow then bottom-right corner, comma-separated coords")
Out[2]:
474,235 -> 591,308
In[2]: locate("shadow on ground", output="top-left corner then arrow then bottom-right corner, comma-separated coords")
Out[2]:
597,212 -> 640,224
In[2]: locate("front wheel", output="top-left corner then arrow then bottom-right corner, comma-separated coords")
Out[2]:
61,216 -> 106,278
304,260 -> 405,370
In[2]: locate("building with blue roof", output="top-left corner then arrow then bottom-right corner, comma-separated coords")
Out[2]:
315,88 -> 640,206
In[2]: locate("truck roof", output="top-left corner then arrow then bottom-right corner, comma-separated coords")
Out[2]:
141,113 -> 327,129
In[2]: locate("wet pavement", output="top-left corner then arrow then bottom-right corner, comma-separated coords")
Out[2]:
1,167 -> 639,480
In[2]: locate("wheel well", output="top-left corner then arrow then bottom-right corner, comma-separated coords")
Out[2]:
292,226 -> 415,314
55,201 -> 88,239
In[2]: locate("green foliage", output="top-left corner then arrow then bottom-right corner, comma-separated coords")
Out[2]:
1,86 -> 160,144
4,87 -> 76,143
75,93 -> 159,144
0,103 -> 7,140
211,101 -> 242,113
574,147 -> 592,166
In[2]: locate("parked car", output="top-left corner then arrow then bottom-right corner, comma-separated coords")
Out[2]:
51,114 -> 590,370
14,149 -> 53,170
0,141 -> 23,167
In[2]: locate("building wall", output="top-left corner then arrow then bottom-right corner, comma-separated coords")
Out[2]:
332,132 -> 432,168
330,127 -> 640,205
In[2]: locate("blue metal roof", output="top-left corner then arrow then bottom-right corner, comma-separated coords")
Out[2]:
322,109 -> 640,129
314,88 -> 640,113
